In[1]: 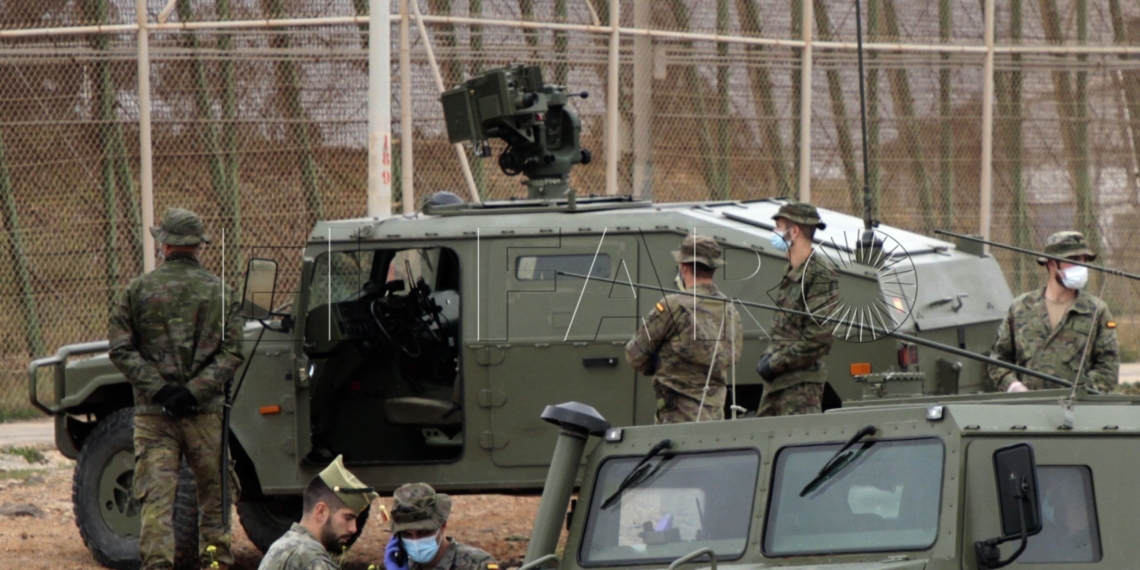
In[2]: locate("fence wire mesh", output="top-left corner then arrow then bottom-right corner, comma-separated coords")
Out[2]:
5,0 -> 1140,413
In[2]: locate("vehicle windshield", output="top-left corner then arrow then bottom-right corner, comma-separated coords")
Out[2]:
579,449 -> 760,566
764,437 -> 944,556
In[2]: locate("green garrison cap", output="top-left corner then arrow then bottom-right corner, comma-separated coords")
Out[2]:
772,201 -> 827,231
1037,231 -> 1097,265
149,207 -> 212,246
318,455 -> 378,515
390,482 -> 452,533
671,234 -> 724,268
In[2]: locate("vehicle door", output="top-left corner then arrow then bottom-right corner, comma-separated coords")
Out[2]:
477,231 -> 639,466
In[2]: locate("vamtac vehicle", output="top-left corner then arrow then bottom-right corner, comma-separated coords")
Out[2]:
523,394 -> 1131,570
28,63 -> 1021,570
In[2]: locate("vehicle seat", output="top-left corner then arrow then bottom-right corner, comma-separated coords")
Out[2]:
384,380 -> 462,426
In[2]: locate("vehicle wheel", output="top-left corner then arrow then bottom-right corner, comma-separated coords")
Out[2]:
72,408 -> 200,570
237,496 -> 370,553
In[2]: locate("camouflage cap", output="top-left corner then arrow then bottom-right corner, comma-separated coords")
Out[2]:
318,455 -> 379,515
671,234 -> 724,268
1037,230 -> 1096,266
149,207 -> 211,246
772,201 -> 827,231
390,482 -> 452,533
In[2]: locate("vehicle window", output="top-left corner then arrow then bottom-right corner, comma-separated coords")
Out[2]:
516,254 -> 610,281
579,449 -> 759,566
764,438 -> 943,556
308,251 -> 373,311
1019,466 -> 1101,563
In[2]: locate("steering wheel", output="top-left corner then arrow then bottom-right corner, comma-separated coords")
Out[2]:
369,296 -> 423,358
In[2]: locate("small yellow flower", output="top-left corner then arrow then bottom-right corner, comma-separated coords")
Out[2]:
210,563 -> 219,569
207,545 -> 217,553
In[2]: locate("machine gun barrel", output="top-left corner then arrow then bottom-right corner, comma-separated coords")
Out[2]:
936,230 -> 1140,281
557,271 -> 1096,394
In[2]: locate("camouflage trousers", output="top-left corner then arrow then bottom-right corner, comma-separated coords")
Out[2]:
654,384 -> 725,424
757,382 -> 823,417
134,411 -> 237,570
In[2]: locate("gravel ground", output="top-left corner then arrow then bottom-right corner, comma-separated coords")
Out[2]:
0,445 -> 542,570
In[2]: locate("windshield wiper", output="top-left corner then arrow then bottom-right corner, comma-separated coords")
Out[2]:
601,439 -> 672,509
799,425 -> 877,497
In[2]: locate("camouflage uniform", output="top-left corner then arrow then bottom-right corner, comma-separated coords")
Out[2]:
757,202 -> 837,417
988,231 -> 1119,393
391,483 -> 498,570
257,523 -> 340,570
259,456 -> 378,570
108,208 -> 245,570
626,235 -> 744,424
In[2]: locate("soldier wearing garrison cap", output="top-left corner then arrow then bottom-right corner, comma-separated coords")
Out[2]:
755,201 -> 838,417
989,230 -> 1119,393
259,455 -> 380,570
384,483 -> 498,570
626,233 -> 743,424
109,207 -> 244,570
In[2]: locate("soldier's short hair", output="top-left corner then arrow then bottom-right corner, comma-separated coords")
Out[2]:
303,475 -> 349,515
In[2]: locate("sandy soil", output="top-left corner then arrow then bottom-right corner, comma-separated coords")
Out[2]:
0,447 -> 542,570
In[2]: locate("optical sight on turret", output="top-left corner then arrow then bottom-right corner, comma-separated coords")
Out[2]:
441,64 -> 591,200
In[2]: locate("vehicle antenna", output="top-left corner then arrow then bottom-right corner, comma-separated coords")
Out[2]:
854,0 -> 875,234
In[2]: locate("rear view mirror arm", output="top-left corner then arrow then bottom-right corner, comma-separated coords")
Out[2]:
974,476 -> 1032,569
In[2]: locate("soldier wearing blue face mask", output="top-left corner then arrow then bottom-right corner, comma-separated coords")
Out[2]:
385,483 -> 498,570
989,231 -> 1119,393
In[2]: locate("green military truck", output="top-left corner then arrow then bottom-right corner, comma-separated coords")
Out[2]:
523,393 -> 1125,570
27,64 -> 1022,569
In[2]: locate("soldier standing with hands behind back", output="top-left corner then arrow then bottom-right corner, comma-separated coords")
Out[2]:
626,234 -> 743,424
109,208 -> 245,570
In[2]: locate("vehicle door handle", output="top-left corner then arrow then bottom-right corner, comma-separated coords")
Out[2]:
583,357 -> 619,368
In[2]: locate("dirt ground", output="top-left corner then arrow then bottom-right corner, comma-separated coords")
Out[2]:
0,447 -> 543,570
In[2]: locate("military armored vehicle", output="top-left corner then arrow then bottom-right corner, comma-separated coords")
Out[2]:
28,64 -> 1020,569
522,394 -> 1128,570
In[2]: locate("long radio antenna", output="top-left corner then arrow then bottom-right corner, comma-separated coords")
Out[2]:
854,0 -> 874,233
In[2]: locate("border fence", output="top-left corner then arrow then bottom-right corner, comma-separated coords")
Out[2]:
3,0 -> 1140,413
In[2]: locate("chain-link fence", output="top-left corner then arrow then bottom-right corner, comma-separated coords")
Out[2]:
3,0 -> 1140,413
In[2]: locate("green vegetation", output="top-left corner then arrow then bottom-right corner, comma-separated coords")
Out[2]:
5,446 -> 45,465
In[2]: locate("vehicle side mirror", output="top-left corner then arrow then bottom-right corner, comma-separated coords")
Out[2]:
242,258 -> 278,320
975,443 -> 1043,569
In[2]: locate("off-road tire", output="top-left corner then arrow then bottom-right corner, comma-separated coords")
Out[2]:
238,496 -> 370,554
72,408 -> 200,570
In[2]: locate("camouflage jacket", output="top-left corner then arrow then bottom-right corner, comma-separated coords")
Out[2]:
411,538 -> 497,570
626,283 -> 744,406
761,255 -> 838,391
988,288 -> 1119,393
257,523 -> 339,570
109,253 -> 245,415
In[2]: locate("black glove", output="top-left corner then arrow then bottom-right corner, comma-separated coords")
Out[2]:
151,385 -> 182,406
163,387 -> 199,418
756,354 -> 775,383
646,354 -> 660,376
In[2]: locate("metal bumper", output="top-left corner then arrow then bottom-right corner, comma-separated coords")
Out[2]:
27,340 -> 110,415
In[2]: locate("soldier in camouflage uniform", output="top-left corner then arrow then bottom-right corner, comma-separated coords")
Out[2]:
383,483 -> 498,570
755,202 -> 838,417
108,208 -> 245,570
626,234 -> 744,424
258,455 -> 379,570
988,231 -> 1119,393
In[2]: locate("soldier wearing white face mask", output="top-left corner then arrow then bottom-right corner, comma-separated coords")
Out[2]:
988,231 -> 1119,393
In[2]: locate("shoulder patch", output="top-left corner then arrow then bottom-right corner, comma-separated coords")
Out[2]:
487,565 -> 499,570
1107,321 -> 1116,329
656,302 -> 665,312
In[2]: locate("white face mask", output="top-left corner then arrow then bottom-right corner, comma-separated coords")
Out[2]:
1060,265 -> 1088,290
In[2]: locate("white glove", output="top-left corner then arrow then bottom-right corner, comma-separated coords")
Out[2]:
1006,380 -> 1028,393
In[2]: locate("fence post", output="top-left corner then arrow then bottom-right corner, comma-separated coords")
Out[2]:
798,0 -> 812,203
368,0 -> 392,218
604,0 -> 620,195
137,0 -> 155,272
979,0 -> 995,245
400,0 -> 413,213
632,0 -> 652,199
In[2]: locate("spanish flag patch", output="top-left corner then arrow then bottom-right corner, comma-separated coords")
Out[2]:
1107,321 -> 1117,329
656,302 -> 665,312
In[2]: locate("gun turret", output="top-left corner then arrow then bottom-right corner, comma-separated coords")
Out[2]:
440,64 -> 592,200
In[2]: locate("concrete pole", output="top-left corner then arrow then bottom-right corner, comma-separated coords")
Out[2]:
604,0 -> 620,195
368,0 -> 392,218
631,1 -> 652,199
399,0 -> 413,214
798,0 -> 814,203
979,0 -> 995,245
137,0 -> 155,272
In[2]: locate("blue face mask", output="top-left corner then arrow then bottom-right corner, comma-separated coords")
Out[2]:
402,534 -> 442,564
770,230 -> 790,253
